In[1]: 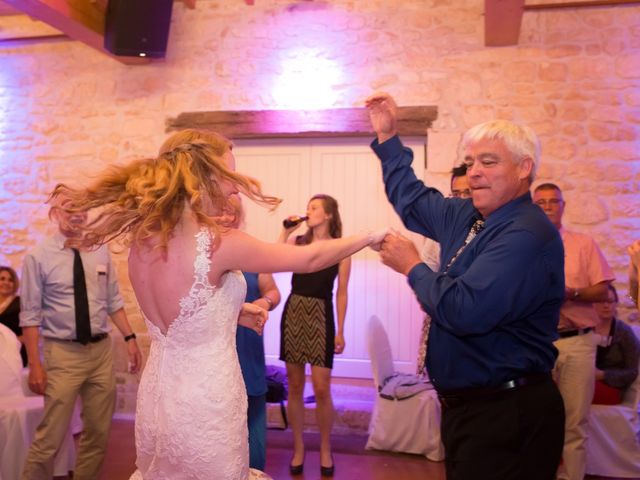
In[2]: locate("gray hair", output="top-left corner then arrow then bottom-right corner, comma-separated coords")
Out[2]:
459,119 -> 541,183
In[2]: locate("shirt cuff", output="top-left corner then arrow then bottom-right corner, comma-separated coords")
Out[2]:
407,262 -> 432,289
108,299 -> 126,316
19,312 -> 42,328
370,134 -> 402,157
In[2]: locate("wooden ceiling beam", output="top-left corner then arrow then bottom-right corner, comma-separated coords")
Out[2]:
0,1 -> 20,15
525,0 -> 640,10
484,0 -> 524,47
485,0 -> 640,47
180,0 -> 197,8
1,0 -> 148,64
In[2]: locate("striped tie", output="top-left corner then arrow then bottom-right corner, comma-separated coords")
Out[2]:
418,219 -> 485,376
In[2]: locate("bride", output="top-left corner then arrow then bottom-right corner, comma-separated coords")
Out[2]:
53,129 -> 385,479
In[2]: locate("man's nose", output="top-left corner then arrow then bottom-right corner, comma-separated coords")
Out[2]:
466,162 -> 480,176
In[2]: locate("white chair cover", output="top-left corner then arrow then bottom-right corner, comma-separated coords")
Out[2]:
365,315 -> 445,461
586,324 -> 640,477
0,326 -> 76,479
0,323 -> 23,397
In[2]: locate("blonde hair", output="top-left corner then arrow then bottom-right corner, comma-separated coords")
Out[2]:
51,129 -> 281,252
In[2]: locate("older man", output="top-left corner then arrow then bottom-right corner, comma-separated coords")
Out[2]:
20,198 -> 142,480
533,183 -> 614,480
366,92 -> 565,480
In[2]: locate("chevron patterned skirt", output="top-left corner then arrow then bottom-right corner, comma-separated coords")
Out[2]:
280,294 -> 335,369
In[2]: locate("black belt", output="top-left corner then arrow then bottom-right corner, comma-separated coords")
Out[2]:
558,327 -> 593,338
72,333 -> 108,344
437,373 -> 551,409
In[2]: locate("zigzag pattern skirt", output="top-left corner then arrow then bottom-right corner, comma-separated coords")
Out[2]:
280,294 -> 335,369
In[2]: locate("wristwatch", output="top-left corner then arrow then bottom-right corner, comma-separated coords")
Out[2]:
573,289 -> 580,299
124,333 -> 137,342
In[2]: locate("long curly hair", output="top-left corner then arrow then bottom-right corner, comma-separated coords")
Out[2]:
51,129 -> 281,252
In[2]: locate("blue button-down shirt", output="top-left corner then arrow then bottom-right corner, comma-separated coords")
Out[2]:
372,136 -> 564,392
20,232 -> 125,340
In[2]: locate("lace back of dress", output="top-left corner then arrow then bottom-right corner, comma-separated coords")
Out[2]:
176,228 -> 215,324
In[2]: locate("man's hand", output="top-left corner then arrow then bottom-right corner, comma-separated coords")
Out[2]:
28,363 -> 47,395
365,92 -> 399,144
379,232 -> 422,276
238,302 -> 268,335
127,339 -> 143,374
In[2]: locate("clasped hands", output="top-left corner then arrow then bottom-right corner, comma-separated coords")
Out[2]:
376,230 -> 422,276
238,302 -> 268,335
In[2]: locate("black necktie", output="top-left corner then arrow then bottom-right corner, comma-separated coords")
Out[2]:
72,248 -> 91,344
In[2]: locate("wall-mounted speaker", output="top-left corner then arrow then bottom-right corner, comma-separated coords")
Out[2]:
104,0 -> 174,58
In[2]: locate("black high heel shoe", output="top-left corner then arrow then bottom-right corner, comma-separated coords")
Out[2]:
320,454 -> 334,477
289,453 -> 305,475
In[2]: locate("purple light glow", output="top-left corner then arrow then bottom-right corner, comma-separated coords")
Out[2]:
271,47 -> 343,110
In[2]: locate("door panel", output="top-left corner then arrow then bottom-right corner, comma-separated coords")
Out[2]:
234,138 -> 427,378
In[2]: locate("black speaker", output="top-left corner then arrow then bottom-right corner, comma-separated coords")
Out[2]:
104,0 -> 174,58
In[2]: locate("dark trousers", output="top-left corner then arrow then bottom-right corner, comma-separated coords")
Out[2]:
247,394 -> 267,471
441,377 -> 565,480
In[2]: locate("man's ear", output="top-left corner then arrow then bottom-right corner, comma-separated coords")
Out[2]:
519,156 -> 533,181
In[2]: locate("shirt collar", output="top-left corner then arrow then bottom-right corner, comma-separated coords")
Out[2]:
52,231 -> 70,251
482,191 -> 533,227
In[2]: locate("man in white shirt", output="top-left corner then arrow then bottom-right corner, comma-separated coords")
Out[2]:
20,198 -> 142,480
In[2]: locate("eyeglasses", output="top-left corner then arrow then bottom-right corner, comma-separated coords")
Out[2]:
534,199 -> 563,207
450,189 -> 471,199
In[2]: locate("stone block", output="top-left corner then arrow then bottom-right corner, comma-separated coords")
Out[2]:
426,131 -> 461,173
539,63 -> 568,82
616,53 -> 640,79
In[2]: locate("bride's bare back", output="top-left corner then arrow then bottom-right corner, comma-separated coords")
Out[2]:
128,216 -> 216,335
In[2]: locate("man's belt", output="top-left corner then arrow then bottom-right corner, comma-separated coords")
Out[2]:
437,372 -> 551,409
72,333 -> 108,343
558,327 -> 593,339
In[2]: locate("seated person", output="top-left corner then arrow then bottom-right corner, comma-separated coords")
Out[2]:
593,284 -> 640,405
0,266 -> 27,366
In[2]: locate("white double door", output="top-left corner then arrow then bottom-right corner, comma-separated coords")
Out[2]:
234,137 -> 428,378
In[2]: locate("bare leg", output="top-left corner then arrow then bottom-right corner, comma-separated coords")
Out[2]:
311,365 -> 334,468
286,363 -> 306,466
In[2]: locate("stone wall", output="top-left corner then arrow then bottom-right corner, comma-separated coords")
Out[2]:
0,0 -> 638,414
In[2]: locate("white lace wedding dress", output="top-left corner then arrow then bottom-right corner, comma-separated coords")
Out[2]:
130,229 -> 271,479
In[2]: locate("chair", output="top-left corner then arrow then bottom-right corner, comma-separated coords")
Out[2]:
585,324 -> 640,478
0,324 -> 76,480
365,315 -> 444,461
